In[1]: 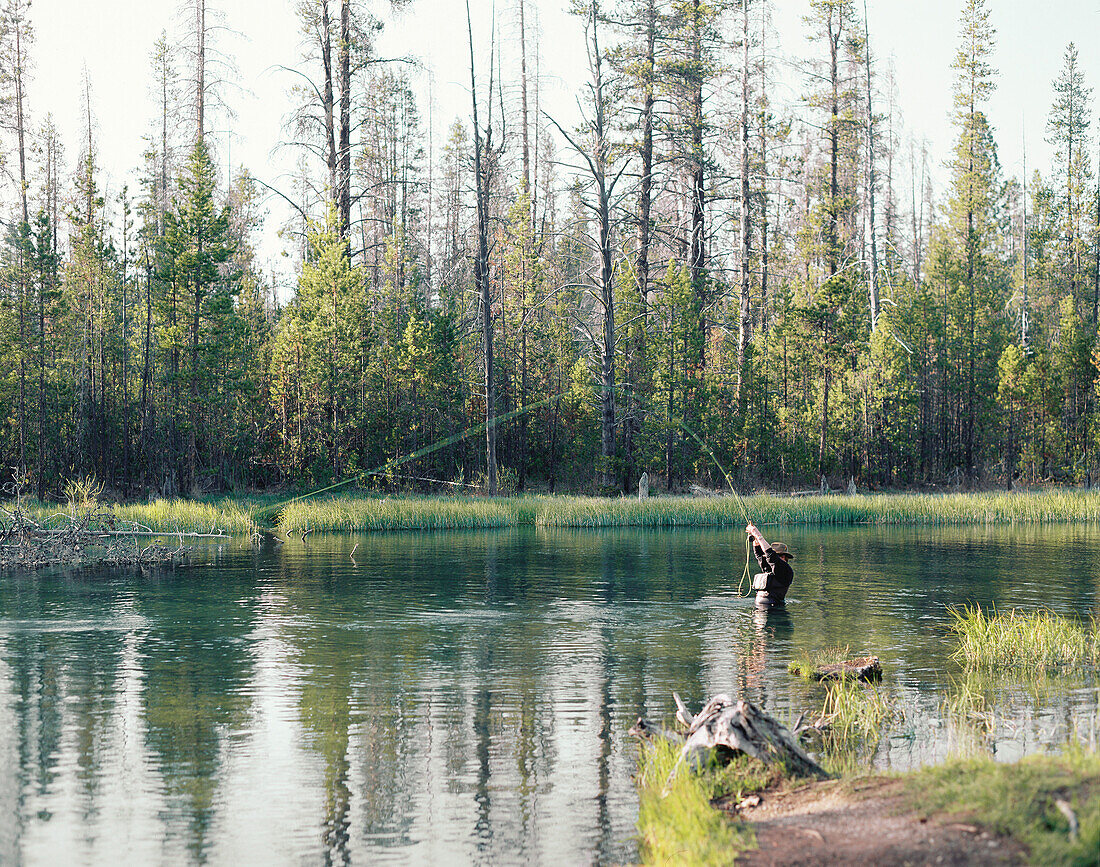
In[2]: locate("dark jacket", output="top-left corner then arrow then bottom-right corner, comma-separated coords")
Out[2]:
752,542 -> 793,604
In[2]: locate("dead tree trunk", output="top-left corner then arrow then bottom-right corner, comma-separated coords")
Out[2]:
863,0 -> 880,332
467,1 -> 497,495
665,694 -> 829,785
736,0 -> 752,405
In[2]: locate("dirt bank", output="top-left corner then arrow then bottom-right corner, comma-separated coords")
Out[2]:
719,777 -> 1030,866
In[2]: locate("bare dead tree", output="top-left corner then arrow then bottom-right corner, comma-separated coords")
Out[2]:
549,0 -> 628,489
468,0 -> 497,495
863,0 -> 880,331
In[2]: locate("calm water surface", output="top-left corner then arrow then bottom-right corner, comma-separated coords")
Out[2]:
0,524 -> 1097,864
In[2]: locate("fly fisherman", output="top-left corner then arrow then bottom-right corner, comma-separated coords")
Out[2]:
746,523 -> 794,606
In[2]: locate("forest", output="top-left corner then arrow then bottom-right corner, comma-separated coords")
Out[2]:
0,0 -> 1096,499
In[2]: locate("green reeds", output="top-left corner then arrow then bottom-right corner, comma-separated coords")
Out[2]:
275,495 -> 530,533
802,679 -> 899,775
110,498 -> 258,535
268,488 -> 1100,533
636,737 -> 760,866
13,488 -> 1095,535
949,605 -> 1100,669
819,679 -> 897,743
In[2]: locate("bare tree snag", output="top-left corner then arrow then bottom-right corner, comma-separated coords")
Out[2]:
467,1 -> 497,495
677,695 -> 828,779
633,693 -> 830,793
864,0 -> 880,332
737,0 -> 752,405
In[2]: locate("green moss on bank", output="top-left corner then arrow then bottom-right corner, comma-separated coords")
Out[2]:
902,749 -> 1100,865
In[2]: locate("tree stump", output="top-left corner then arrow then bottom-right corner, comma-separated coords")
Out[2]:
662,694 -> 829,790
638,472 -> 649,499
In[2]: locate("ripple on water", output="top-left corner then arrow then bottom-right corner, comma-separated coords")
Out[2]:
0,614 -> 150,634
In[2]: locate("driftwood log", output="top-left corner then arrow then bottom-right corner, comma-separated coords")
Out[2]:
633,692 -> 830,792
812,656 -> 882,682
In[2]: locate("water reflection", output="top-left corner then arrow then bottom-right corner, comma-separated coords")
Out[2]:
0,525 -> 1095,864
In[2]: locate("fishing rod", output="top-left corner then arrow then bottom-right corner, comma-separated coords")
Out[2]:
676,418 -> 756,597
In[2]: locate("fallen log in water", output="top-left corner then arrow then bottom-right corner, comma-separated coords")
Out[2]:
811,655 -> 882,682
633,693 -> 830,794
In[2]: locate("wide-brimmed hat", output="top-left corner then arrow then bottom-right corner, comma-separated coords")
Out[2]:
771,542 -> 794,559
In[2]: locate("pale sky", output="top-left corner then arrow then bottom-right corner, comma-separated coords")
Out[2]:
25,0 -> 1100,296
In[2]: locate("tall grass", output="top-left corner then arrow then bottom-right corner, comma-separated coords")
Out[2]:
111,498 -> 258,535
275,495 -> 534,533
636,737 -> 762,866
5,497 -> 258,535
809,679 -> 899,774
949,605 -> 1100,668
13,488 -> 1095,534
820,680 -> 897,743
270,489 -> 1100,533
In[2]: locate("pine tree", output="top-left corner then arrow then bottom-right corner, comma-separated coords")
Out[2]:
1046,42 -> 1094,316
162,138 -> 236,493
941,0 -> 1008,481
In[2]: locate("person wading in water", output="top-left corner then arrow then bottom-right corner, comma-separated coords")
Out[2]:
746,522 -> 794,606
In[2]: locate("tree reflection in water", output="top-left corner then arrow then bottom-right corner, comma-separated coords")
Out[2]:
0,524 -> 1094,864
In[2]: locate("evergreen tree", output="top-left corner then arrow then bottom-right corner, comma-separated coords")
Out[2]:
161,138 -> 236,493
1046,42 -> 1093,317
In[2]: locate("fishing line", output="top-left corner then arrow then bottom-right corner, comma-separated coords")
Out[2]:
263,383 -> 759,597
258,392 -> 565,523
674,418 -> 756,597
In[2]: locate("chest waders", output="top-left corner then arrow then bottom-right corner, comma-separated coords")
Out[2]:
752,571 -> 791,606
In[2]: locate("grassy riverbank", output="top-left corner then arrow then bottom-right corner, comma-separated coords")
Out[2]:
273,488 -> 1100,533
636,739 -> 770,865
903,749 -> 1100,865
638,608 -> 1099,864
637,723 -> 1098,866
5,488 -> 1099,536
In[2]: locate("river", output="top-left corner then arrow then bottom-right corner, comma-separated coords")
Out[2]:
0,524 -> 1096,864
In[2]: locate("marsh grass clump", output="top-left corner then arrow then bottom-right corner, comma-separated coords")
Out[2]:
275,494 -> 526,533
903,746 -> 1100,866
5,493 -> 258,537
808,680 -> 899,774
636,737 -> 766,866
788,645 -> 852,678
109,498 -> 258,535
820,679 -> 896,742
941,671 -> 999,756
943,674 -> 994,729
949,605 -> 1100,669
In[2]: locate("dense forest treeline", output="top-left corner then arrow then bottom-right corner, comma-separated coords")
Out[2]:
0,0 -> 1097,498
